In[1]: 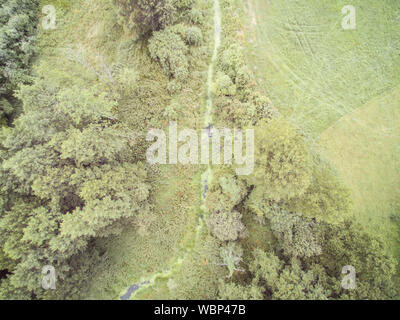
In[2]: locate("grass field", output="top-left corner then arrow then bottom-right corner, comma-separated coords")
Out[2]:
240,0 -> 400,135
239,0 -> 400,253
320,85 -> 400,253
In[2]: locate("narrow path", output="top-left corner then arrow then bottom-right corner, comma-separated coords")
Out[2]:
119,0 -> 222,300
201,0 -> 221,204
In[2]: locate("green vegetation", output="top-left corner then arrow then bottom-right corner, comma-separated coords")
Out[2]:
250,118 -> 312,201
0,0 -> 398,301
0,0 -> 40,126
320,85 -> 400,253
238,0 -> 400,257
239,0 -> 400,135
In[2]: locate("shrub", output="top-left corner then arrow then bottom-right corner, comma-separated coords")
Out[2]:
207,211 -> 247,242
148,26 -> 189,80
187,8 -> 203,25
173,0 -> 194,11
214,72 -> 236,96
219,44 -> 245,81
114,0 -> 177,36
184,26 -> 202,46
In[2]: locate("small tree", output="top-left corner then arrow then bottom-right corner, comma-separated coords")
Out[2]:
249,118 -> 312,201
216,244 -> 244,278
114,0 -> 177,36
148,26 -> 189,80
207,211 -> 247,242
184,26 -> 202,46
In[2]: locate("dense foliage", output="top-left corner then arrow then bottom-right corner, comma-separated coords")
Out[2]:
114,0 -> 196,37
0,0 -> 398,301
0,78 -> 151,298
220,220 -> 398,300
0,0 -> 39,126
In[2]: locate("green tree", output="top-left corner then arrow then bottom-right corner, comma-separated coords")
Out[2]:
0,78 -> 151,298
0,0 -> 39,126
287,159 -> 353,223
184,26 -> 202,46
205,172 -> 248,214
249,118 -> 312,201
220,220 -> 399,300
269,210 -> 321,259
218,281 -> 263,300
114,0 -> 177,36
309,221 -> 399,300
219,249 -> 329,300
207,211 -> 247,242
148,25 -> 189,80
217,243 -> 245,278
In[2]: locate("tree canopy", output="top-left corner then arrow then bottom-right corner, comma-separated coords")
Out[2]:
0,0 -> 39,126
0,78 -> 151,298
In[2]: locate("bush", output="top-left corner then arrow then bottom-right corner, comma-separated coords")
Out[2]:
187,8 -> 203,25
114,0 -> 177,36
214,72 -> 236,96
148,26 -> 189,80
219,44 -> 245,81
184,26 -> 202,46
207,211 -> 247,242
205,172 -> 248,214
173,0 -> 194,11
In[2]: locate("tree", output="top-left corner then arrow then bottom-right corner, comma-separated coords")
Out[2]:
217,243 -> 245,278
218,281 -> 263,300
286,158 -> 352,223
174,0 -> 194,11
308,220 -> 399,300
269,210 -> 322,259
205,172 -> 248,241
0,0 -> 39,126
269,258 -> 329,300
114,0 -> 177,36
214,72 -> 236,96
219,248 -> 329,300
184,26 -> 202,46
213,43 -> 276,128
220,219 -> 399,300
148,25 -> 189,80
246,187 -> 322,259
249,249 -> 329,300
205,171 -> 248,214
207,211 -> 247,242
248,118 -> 312,201
218,44 -> 245,82
0,78 -> 151,298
